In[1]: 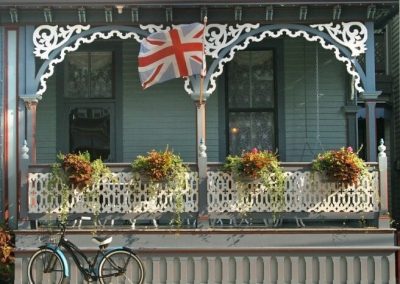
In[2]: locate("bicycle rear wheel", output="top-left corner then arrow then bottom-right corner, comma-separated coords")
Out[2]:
28,248 -> 65,284
98,249 -> 144,284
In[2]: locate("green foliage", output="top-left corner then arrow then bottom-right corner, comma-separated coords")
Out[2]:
224,148 -> 285,190
131,149 -> 188,227
223,148 -> 285,214
312,147 -> 367,187
48,152 -> 112,224
0,224 -> 13,283
132,149 -> 187,183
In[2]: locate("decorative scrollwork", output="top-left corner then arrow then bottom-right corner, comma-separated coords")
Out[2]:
36,29 -> 144,97
208,170 -> 379,213
311,22 -> 368,57
205,23 -> 259,58
205,26 -> 365,95
140,24 -> 170,34
33,25 -> 91,59
28,172 -> 198,215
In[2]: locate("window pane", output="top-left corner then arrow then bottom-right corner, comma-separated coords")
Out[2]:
90,52 -> 113,98
228,51 -> 274,108
69,107 -> 110,161
229,112 -> 275,155
65,53 -> 89,98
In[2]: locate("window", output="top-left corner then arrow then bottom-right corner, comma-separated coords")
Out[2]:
65,52 -> 113,98
227,50 -> 276,155
59,49 -> 117,161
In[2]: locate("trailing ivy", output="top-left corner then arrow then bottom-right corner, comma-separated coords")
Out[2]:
132,149 -> 188,227
223,148 -> 285,217
47,152 -> 112,225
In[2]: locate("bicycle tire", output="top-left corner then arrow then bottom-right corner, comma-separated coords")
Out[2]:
28,248 -> 65,284
98,249 -> 145,284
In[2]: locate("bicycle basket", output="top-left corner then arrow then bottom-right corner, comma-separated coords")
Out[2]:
40,233 -> 61,244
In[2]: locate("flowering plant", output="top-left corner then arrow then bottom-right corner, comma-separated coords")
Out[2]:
223,148 -> 285,214
224,148 -> 284,183
131,149 -> 187,184
48,152 -> 112,223
311,147 -> 367,187
0,224 -> 13,282
50,152 -> 111,190
132,149 -> 188,226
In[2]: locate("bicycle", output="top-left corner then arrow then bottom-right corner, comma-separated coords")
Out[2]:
27,217 -> 145,284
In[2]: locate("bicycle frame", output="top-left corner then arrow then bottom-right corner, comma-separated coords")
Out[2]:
42,223 -> 109,282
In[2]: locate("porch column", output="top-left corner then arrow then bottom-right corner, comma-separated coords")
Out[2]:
4,28 -> 19,228
360,22 -> 381,162
18,26 -> 39,227
342,105 -> 359,151
190,76 -> 210,228
196,101 -> 208,227
23,100 -> 38,164
19,26 -> 38,164
364,99 -> 377,162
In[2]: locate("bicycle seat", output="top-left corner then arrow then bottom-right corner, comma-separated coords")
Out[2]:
91,236 -> 113,246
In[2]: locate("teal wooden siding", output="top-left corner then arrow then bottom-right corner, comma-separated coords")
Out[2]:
284,39 -> 347,162
121,41 -> 197,162
36,38 -> 348,164
205,87 -> 220,163
36,76 -> 57,163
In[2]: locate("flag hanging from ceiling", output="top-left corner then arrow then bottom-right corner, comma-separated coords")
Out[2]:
138,23 -> 205,89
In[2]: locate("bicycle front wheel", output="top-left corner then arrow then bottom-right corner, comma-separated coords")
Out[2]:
98,249 -> 144,284
28,248 -> 65,284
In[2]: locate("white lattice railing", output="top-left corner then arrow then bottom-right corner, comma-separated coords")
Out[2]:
28,172 -> 198,215
27,167 -> 380,219
207,170 -> 379,213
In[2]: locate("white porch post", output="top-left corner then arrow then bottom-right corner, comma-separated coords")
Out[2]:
378,139 -> 390,228
195,101 -> 209,228
189,75 -> 210,228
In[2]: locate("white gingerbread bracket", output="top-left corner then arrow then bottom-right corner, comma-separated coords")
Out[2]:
311,22 -> 367,57
33,25 -> 90,59
184,21 -> 368,96
32,22 -> 368,99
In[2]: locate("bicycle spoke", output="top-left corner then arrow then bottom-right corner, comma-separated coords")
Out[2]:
28,249 -> 64,284
98,250 -> 144,284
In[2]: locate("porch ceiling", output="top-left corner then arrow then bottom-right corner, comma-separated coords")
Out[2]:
0,0 -> 397,27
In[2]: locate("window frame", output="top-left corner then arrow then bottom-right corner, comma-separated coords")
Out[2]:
56,41 -> 123,162
225,47 -> 279,156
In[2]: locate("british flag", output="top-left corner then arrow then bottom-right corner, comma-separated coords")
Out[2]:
138,23 -> 204,89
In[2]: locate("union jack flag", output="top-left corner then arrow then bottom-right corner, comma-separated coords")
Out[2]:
138,23 -> 205,89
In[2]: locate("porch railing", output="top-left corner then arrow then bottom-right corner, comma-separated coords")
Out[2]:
26,162 -> 382,227
207,168 -> 379,213
28,172 -> 199,216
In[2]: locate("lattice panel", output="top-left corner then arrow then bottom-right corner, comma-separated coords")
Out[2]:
28,172 -> 198,214
207,171 -> 379,213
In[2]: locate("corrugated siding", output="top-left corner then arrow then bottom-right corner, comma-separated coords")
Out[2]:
391,15 -> 400,218
36,76 -> 57,163
284,39 -> 347,162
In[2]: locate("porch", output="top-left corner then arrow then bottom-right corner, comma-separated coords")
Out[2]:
2,1 -> 397,283
24,155 -> 386,230
13,142 -> 397,283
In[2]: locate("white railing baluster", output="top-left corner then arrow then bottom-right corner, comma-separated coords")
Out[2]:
207,169 -> 379,214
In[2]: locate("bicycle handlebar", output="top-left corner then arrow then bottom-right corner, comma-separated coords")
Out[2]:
57,216 -> 92,236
